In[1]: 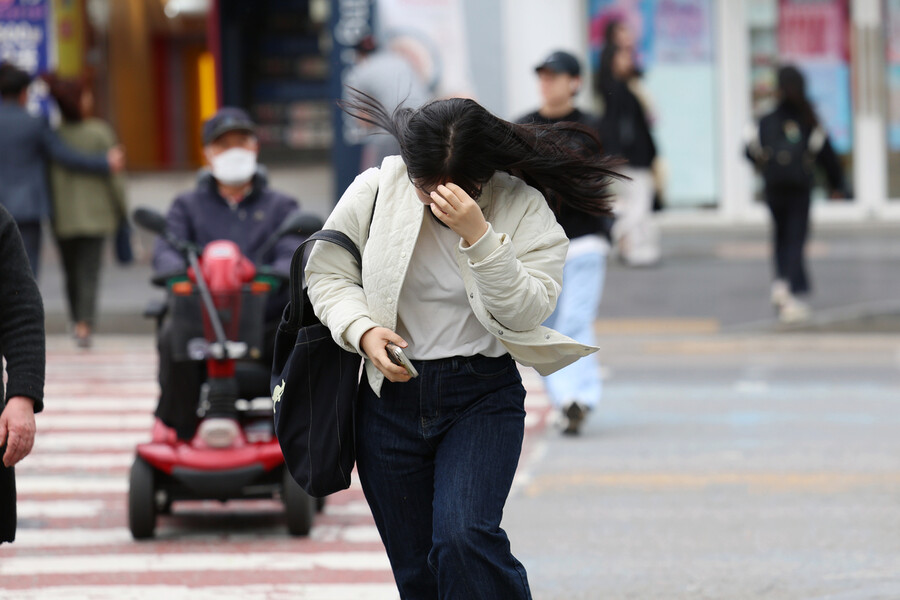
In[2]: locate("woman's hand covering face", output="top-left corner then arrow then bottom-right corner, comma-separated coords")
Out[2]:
428,183 -> 488,247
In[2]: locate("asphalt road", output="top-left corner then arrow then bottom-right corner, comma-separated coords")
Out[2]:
505,333 -> 900,600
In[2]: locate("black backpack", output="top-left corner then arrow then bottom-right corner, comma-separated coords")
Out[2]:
756,117 -> 825,189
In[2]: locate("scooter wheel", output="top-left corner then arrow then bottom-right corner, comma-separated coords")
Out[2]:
282,468 -> 316,536
128,457 -> 157,539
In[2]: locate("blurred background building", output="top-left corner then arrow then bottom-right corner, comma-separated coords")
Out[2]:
1,0 -> 898,223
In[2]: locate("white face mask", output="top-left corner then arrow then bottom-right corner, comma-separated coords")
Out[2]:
209,147 -> 257,186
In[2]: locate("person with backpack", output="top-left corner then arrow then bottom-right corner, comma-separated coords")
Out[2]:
746,65 -> 846,323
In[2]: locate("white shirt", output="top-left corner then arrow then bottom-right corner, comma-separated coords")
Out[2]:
396,211 -> 506,360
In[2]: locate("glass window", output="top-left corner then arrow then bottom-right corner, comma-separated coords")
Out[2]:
748,0 -> 854,201
886,0 -> 900,199
588,0 -> 719,209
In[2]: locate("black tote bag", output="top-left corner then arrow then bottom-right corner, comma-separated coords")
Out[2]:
270,229 -> 364,498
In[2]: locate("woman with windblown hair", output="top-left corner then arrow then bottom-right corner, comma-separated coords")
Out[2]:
304,91 -> 619,598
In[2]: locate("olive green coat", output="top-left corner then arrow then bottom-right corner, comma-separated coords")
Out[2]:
50,118 -> 127,238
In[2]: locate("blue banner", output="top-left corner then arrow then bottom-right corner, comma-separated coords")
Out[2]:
0,0 -> 51,75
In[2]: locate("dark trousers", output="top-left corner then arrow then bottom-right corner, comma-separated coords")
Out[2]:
357,354 -> 532,600
766,188 -> 812,295
15,221 -> 41,278
0,445 -> 15,544
155,318 -> 279,440
56,236 -> 105,325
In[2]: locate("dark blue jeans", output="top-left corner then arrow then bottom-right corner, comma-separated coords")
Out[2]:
357,353 -> 532,600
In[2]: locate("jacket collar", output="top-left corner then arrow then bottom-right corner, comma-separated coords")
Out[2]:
197,166 -> 269,206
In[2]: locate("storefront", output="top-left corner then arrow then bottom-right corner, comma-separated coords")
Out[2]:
719,0 -> 898,223
7,0 -> 897,218
564,1 -> 895,223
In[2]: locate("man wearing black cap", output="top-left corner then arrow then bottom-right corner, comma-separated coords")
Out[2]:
152,107 -> 302,440
517,50 -> 612,436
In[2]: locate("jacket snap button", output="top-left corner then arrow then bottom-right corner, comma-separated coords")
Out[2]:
545,334 -> 551,340
401,252 -> 407,259
469,293 -> 474,298
497,329 -> 504,336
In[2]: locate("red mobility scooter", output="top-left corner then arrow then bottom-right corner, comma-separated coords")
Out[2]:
128,207 -> 323,539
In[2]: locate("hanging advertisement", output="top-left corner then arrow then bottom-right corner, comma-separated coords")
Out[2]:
777,0 -> 852,155
587,0 -> 718,208
0,0 -> 52,74
52,0 -> 83,77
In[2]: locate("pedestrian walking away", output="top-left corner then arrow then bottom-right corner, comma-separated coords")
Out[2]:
0,62 -> 125,277
305,90 -> 618,598
45,75 -> 129,348
0,203 -> 45,544
517,50 -> 613,435
745,65 -> 847,323
595,29 -> 661,267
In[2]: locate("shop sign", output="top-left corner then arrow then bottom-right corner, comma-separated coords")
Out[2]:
0,0 -> 51,74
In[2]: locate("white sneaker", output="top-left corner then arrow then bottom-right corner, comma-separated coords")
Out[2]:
779,297 -> 810,323
771,280 -> 791,308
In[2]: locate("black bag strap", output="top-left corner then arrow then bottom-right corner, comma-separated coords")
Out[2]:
284,188 -> 377,329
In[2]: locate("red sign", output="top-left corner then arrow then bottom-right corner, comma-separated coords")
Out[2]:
778,0 -> 849,62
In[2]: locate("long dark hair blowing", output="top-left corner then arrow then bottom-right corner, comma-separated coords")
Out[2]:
777,65 -> 818,128
341,89 -> 620,216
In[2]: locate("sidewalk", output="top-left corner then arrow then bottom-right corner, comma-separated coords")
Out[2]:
37,167 -> 900,335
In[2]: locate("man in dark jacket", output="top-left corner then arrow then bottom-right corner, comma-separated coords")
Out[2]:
0,204 -> 45,544
0,62 -> 125,276
152,107 -> 302,439
517,50 -> 612,435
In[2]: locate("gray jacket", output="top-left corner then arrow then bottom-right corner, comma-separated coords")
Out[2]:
0,101 -> 109,223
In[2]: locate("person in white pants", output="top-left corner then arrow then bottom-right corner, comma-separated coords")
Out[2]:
596,31 -> 661,267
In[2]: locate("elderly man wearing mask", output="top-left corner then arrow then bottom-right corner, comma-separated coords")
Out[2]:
152,107 -> 303,440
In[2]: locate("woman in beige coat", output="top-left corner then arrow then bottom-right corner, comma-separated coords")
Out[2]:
305,91 -> 618,599
47,77 -> 127,347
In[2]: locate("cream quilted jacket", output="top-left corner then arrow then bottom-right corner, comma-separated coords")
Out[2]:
306,156 -> 599,396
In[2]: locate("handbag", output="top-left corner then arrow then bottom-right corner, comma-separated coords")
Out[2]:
114,219 -> 134,265
271,193 -> 376,498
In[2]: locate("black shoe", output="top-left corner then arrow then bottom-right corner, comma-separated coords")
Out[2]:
562,401 -> 587,435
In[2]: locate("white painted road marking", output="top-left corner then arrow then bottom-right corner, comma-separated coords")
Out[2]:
0,584 -> 399,600
0,552 -> 392,575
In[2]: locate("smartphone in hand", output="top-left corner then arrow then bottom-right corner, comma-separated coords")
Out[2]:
386,342 -> 419,378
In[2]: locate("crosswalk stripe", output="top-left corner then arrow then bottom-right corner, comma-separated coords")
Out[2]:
36,414 -> 155,430
0,584 -> 399,600
10,525 -> 383,548
44,382 -> 158,394
323,500 -> 374,517
16,500 -> 107,518
0,552 -> 392,575
18,453 -> 134,470
16,476 -> 127,494
41,398 -> 156,412
34,432 -> 149,451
